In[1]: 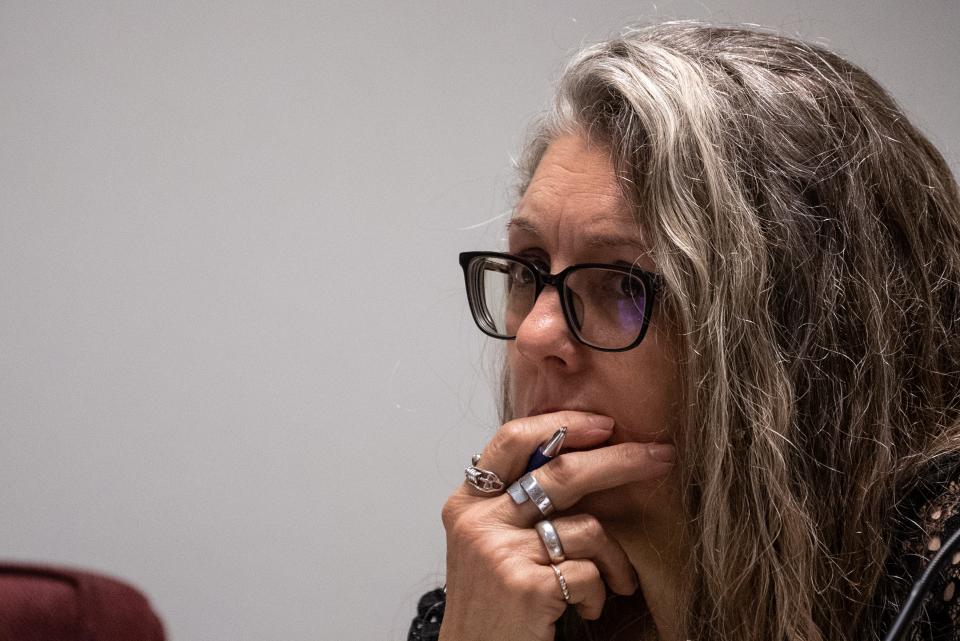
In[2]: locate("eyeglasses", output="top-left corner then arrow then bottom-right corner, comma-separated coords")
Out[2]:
458,251 -> 662,352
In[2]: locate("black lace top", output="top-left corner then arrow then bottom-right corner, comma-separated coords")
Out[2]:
410,466 -> 960,641
899,471 -> 960,640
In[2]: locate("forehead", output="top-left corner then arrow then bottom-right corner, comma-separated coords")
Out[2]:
511,134 -> 644,250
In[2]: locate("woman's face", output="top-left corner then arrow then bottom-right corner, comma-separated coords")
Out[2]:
507,133 -> 684,521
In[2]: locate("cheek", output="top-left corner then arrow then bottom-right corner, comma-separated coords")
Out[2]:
615,381 -> 680,441
504,343 -> 526,407
611,337 -> 684,441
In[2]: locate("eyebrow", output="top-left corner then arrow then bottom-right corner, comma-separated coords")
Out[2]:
507,216 -> 648,251
505,217 -> 540,235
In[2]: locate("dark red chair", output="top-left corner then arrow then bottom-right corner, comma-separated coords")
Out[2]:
0,562 -> 165,641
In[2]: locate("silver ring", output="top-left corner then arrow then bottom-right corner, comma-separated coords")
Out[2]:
507,480 -> 528,504
535,520 -> 566,563
464,466 -> 505,494
471,453 -> 482,466
550,564 -> 571,602
519,473 -> 554,516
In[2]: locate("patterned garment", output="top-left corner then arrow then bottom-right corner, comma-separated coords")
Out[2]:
409,466 -> 960,641
902,477 -> 960,640
407,589 -> 445,641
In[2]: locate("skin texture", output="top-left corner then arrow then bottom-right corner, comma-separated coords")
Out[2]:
440,134 -> 687,641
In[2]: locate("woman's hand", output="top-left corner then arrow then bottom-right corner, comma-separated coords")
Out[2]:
438,411 -> 676,641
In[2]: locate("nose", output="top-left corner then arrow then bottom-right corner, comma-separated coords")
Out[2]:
514,286 -> 582,368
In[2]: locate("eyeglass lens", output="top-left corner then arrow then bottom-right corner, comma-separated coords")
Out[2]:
469,255 -> 648,350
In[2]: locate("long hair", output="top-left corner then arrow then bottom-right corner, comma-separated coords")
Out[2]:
508,22 -> 960,641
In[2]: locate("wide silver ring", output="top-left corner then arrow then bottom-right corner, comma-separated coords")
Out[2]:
506,480 -> 528,504
551,564 -> 571,602
464,466 -> 505,494
519,473 -> 554,516
535,520 -> 566,563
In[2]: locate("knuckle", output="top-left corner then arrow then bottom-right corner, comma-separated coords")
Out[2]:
440,501 -> 456,530
500,561 -> 538,598
584,563 -> 602,583
498,419 -> 533,450
604,443 -> 634,465
475,538 -> 500,562
554,410 -> 582,427
441,497 -> 479,539
543,453 -> 576,481
572,514 -> 603,541
584,515 -> 605,540
479,529 -> 518,559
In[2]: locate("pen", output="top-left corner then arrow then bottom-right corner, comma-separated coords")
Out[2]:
523,426 -> 567,473
506,426 -> 567,506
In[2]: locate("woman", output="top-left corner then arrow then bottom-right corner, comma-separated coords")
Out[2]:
411,22 -> 960,641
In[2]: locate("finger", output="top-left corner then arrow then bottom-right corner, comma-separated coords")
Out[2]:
548,560 -> 606,620
528,515 -> 638,596
501,441 -> 676,524
461,411 -> 614,496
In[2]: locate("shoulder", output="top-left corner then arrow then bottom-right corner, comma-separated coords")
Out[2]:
405,589 -> 572,641
895,456 -> 960,640
407,589 -> 445,641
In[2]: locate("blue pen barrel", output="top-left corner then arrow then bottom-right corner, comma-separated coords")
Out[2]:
524,448 -> 552,473
522,427 -> 567,474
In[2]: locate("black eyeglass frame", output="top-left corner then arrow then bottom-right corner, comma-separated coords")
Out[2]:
458,251 -> 663,353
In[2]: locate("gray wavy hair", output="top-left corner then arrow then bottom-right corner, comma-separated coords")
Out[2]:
508,21 -> 960,641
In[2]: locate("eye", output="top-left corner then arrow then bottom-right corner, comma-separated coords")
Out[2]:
590,271 -> 643,302
618,274 -> 644,299
508,261 -> 536,286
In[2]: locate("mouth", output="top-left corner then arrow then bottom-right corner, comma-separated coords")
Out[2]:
526,406 -> 562,417
526,405 -> 595,418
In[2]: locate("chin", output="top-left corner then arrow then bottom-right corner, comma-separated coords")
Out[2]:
564,486 -> 653,523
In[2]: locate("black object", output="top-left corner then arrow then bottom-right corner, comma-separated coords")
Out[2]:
883,524 -> 960,641
459,251 -> 662,352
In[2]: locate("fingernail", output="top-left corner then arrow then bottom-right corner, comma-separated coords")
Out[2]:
647,443 -> 676,463
586,415 -> 614,430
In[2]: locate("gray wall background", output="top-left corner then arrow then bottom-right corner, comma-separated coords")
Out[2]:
1,2 -> 957,640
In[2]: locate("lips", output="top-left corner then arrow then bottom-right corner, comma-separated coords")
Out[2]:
527,406 -> 563,417
526,406 -> 591,418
